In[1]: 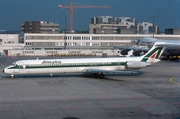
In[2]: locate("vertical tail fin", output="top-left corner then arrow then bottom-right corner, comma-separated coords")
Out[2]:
141,42 -> 166,63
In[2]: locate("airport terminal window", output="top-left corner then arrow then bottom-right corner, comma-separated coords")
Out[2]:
67,42 -> 71,46
86,42 -> 90,46
101,37 -> 109,40
32,42 -> 54,47
23,51 -> 34,54
70,51 -> 80,54
66,36 -> 71,40
46,51 -> 57,54
26,36 -> 62,40
92,51 -> 102,53
102,36 -> 114,40
55,42 -> 63,46
115,37 -> 121,40
25,42 -> 32,46
92,43 -> 100,46
34,48 -> 41,50
45,48 -> 53,50
92,37 -> 100,40
72,42 -> 77,46
82,42 -> 87,46
82,37 -> 90,40
73,36 -> 81,40
54,48 -> 62,50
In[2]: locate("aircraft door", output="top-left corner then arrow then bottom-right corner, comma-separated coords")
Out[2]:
117,60 -> 121,69
117,60 -> 123,70
117,61 -> 120,66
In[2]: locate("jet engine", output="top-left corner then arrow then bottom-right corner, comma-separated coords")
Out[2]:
120,49 -> 141,56
120,49 -> 131,55
125,61 -> 151,69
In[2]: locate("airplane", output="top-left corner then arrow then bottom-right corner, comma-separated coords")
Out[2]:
120,37 -> 180,59
139,37 -> 180,59
119,47 -> 147,57
3,42 -> 176,79
138,37 -> 180,48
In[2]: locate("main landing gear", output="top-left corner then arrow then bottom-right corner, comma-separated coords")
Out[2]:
93,73 -> 105,78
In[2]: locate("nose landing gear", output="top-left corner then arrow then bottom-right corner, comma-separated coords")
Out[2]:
11,74 -> 14,79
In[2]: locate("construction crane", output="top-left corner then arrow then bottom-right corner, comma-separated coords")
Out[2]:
58,2 -> 110,33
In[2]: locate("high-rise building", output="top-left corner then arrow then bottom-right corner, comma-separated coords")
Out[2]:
90,16 -> 137,34
115,17 -> 136,26
21,21 -> 59,34
91,16 -> 115,24
90,16 -> 161,34
165,28 -> 180,35
137,22 -> 160,34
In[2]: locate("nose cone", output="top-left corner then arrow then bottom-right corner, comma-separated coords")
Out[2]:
3,67 -> 12,74
3,68 -> 7,73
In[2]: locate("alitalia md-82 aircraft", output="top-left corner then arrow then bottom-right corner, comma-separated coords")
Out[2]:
3,42 -> 176,79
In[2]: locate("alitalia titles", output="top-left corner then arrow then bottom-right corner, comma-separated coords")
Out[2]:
42,61 -> 61,64
41,61 -> 112,66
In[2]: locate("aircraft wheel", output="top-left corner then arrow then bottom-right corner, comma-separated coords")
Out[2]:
93,73 -> 105,78
11,74 -> 14,79
93,73 -> 98,78
99,73 -> 105,78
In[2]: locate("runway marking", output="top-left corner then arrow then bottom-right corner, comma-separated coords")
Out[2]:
170,77 -> 180,85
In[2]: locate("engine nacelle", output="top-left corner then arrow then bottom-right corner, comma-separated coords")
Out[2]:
120,49 -> 141,56
125,61 -> 151,69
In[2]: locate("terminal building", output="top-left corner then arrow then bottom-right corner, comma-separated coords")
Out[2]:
0,34 -> 24,55
1,33 -> 180,56
165,28 -> 180,35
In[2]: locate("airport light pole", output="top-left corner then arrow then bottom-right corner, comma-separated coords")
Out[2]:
152,15 -> 155,38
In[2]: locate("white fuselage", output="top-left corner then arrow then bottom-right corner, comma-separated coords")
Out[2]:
3,57 -> 143,75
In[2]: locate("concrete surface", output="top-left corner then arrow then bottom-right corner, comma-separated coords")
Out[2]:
0,56 -> 180,119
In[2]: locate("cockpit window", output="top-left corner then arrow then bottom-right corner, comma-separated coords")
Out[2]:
12,62 -> 17,66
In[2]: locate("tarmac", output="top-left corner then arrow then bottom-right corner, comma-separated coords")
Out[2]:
0,56 -> 180,119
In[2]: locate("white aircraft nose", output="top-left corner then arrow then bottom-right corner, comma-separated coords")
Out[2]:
3,68 -> 8,74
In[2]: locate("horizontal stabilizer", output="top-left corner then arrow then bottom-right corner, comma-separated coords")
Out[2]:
155,42 -> 180,47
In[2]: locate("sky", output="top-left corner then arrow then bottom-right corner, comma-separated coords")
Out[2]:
0,0 -> 179,32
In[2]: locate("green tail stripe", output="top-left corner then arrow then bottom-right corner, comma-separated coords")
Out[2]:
141,47 -> 163,62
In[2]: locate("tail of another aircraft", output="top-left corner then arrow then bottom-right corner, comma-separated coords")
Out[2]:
141,42 -> 166,63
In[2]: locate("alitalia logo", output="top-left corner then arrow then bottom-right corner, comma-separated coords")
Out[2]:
141,47 -> 163,62
150,51 -> 158,59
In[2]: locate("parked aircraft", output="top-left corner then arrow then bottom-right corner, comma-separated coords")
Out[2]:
3,42 -> 176,79
120,37 -> 180,59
